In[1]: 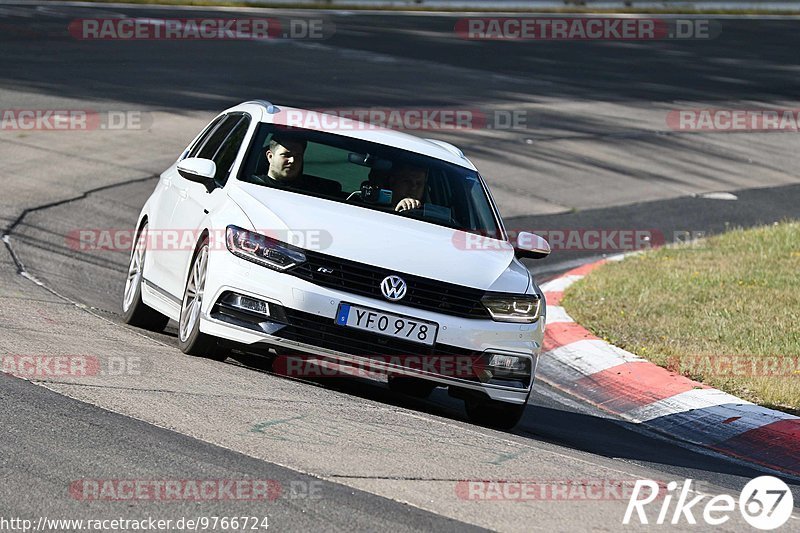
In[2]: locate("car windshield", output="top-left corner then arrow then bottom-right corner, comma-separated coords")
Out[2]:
237,124 -> 501,236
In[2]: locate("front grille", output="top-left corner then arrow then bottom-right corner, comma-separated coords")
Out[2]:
288,250 -> 490,319
211,293 -> 530,387
274,307 -> 483,382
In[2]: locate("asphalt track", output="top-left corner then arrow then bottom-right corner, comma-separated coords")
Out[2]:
1,2 -> 799,531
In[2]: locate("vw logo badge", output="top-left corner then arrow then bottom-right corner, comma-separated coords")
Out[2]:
380,275 -> 407,301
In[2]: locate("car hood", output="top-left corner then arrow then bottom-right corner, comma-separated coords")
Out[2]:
229,183 -> 529,292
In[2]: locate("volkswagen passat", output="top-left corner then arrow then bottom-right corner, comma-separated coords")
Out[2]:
122,100 -> 550,429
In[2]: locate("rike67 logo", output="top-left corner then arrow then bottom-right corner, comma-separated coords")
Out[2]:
623,477 -> 794,530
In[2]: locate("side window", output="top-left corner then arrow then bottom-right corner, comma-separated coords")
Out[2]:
186,115 -> 225,159
196,115 -> 241,161
211,116 -> 250,186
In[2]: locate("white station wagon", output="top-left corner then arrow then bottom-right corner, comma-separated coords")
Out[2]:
122,100 -> 550,429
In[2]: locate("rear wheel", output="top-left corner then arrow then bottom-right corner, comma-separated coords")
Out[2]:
178,241 -> 227,361
121,223 -> 170,331
465,397 -> 527,430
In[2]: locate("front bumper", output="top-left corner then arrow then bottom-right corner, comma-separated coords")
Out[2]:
199,249 -> 543,403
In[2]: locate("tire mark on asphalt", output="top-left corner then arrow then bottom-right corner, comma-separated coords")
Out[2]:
1,175 -> 166,348
3,174 -> 158,268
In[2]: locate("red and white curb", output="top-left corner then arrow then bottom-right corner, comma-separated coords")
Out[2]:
538,258 -> 800,477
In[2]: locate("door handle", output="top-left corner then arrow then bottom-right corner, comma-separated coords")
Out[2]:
178,189 -> 188,199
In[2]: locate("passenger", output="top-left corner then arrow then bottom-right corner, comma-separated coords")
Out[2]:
260,136 -> 341,196
265,136 -> 307,185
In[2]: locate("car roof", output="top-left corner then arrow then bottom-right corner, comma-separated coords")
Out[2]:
227,100 -> 478,171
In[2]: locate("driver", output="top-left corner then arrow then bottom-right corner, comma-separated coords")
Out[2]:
380,163 -> 428,212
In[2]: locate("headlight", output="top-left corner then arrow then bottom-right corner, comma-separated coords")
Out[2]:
481,294 -> 542,323
226,225 -> 306,271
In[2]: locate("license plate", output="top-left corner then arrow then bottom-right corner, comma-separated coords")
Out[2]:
335,303 -> 438,346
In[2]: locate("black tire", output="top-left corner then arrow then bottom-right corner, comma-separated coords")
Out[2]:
177,240 -> 227,361
465,398 -> 527,430
121,223 -> 170,331
388,376 -> 437,398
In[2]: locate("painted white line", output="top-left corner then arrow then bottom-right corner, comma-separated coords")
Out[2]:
544,339 -> 643,377
544,305 -> 573,324
540,274 -> 583,293
658,402 -> 798,445
697,192 -> 738,200
628,388 -> 754,423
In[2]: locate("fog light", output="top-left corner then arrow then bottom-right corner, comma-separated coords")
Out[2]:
477,352 -> 532,388
488,353 -> 523,371
230,294 -> 270,316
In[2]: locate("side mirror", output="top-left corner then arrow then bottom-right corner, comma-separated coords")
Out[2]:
514,231 -> 550,259
177,157 -> 217,192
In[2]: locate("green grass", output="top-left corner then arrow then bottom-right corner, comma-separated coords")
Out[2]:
563,221 -> 800,415
68,0 -> 800,15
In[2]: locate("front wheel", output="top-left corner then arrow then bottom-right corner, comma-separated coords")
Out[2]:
121,223 -> 170,331
465,398 -> 527,430
178,241 -> 227,361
